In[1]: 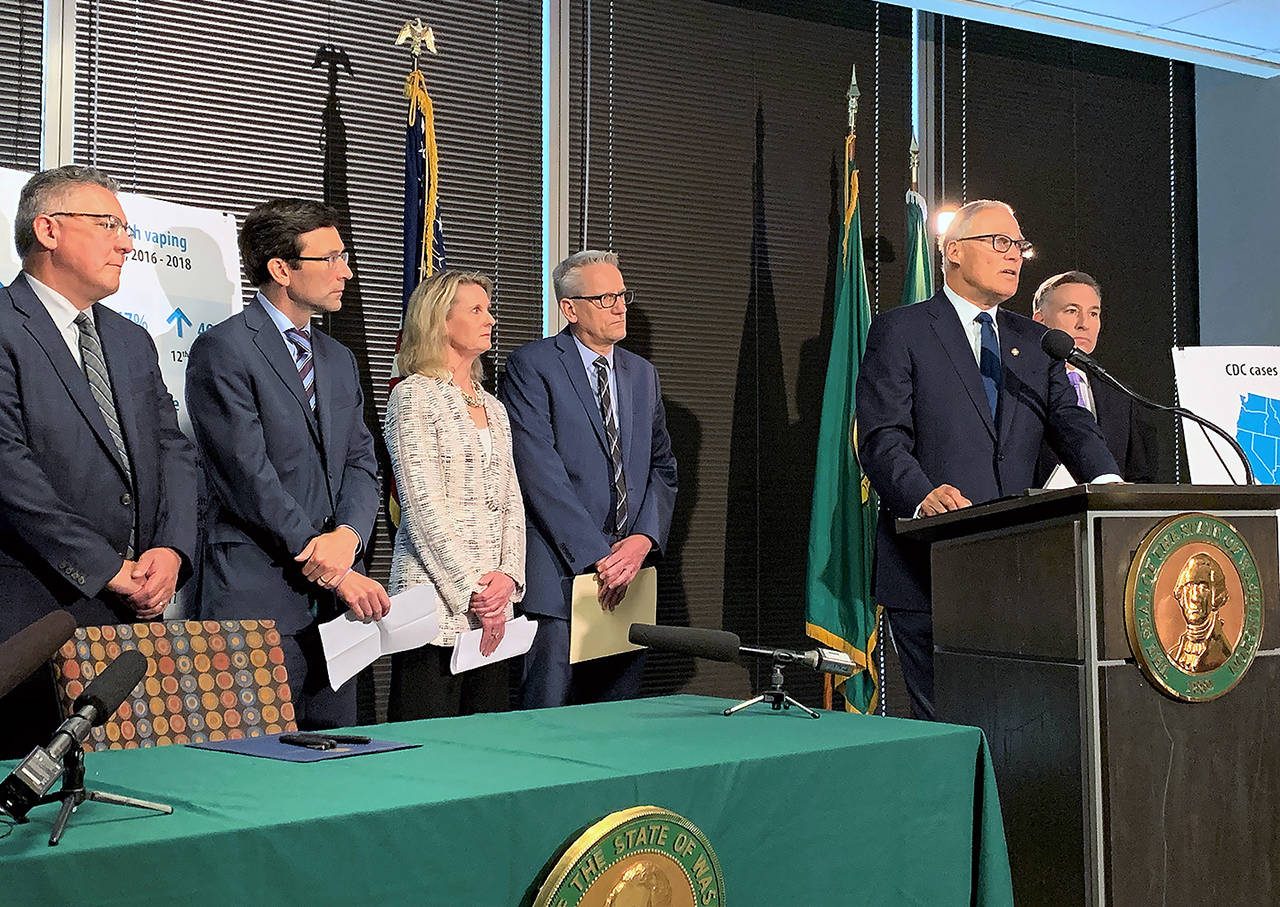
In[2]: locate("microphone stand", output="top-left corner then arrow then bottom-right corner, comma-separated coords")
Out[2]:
1078,357 -> 1256,486
33,746 -> 172,846
723,649 -> 820,719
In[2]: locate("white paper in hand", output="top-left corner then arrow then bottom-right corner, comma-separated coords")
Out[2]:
450,615 -> 538,675
319,584 -> 442,690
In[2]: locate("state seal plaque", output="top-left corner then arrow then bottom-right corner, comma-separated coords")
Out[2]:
1124,512 -> 1264,702
532,806 -> 725,907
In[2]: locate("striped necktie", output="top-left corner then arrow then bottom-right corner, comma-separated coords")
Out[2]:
75,311 -> 135,557
593,356 -> 628,535
285,326 -> 316,411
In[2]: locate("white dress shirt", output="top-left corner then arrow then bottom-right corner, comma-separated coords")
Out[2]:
25,273 -> 87,367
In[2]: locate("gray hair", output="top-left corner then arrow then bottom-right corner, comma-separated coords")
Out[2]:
1032,270 -> 1102,313
15,165 -> 121,257
939,199 -> 1015,271
553,249 -> 620,300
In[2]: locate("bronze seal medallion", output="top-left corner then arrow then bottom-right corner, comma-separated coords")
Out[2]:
532,806 -> 724,907
1124,512 -> 1264,701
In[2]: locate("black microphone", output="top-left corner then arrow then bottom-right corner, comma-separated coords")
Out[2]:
628,624 -> 855,676
628,624 -> 742,663
0,611 -> 77,700
0,648 -> 147,821
1039,328 -> 1255,485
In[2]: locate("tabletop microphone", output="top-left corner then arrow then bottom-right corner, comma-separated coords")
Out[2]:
628,624 -> 855,676
0,648 -> 147,821
1040,328 -> 1255,485
0,611 -> 77,700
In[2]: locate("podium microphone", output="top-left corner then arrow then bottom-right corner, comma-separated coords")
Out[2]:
0,611 -> 77,700
627,624 -> 856,677
0,648 -> 147,821
1040,328 -> 1255,485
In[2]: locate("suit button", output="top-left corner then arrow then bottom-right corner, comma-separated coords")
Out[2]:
120,493 -> 132,506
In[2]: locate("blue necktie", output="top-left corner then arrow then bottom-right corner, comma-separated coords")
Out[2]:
976,311 -> 1001,421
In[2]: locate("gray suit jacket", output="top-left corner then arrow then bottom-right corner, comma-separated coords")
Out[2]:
186,296 -> 379,634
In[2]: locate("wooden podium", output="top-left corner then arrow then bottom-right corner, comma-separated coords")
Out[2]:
898,485 -> 1280,905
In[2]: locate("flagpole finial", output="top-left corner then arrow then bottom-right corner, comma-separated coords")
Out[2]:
396,17 -> 438,70
909,135 -> 920,192
847,65 -> 860,133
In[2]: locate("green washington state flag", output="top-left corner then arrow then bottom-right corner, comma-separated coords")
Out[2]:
805,136 -> 880,714
902,188 -> 933,306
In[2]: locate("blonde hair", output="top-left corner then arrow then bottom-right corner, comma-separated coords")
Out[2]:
397,269 -> 494,381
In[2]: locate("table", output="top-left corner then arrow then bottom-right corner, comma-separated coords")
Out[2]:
0,695 -> 1012,904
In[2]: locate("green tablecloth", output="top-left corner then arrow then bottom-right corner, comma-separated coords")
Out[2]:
0,695 -> 1012,904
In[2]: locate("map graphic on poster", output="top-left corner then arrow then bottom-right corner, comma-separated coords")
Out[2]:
1173,346 -> 1280,485
1236,393 -> 1280,483
0,167 -> 241,435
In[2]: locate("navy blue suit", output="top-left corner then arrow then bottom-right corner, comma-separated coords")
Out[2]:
0,273 -> 196,754
186,296 -> 379,727
501,328 -> 677,708
1034,376 -> 1158,485
856,291 -> 1117,716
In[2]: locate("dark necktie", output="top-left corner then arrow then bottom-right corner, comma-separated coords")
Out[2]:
75,311 -> 135,557
593,356 -> 628,535
975,311 -> 1001,421
285,326 -> 316,411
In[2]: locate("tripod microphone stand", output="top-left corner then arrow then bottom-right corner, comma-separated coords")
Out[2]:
723,655 -> 820,719
33,745 -> 172,846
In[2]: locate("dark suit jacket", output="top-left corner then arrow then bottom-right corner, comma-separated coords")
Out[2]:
501,328 -> 678,620
186,296 -> 379,634
0,273 -> 197,643
1034,374 -> 1157,484
855,291 -> 1118,613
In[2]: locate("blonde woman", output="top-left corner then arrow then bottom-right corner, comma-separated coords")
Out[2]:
384,270 -> 525,719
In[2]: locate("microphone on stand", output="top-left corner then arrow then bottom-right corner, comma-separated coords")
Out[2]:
0,649 -> 147,821
1040,328 -> 1254,485
627,624 -> 855,676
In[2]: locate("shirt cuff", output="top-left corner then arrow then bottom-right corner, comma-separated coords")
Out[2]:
338,524 -> 365,556
1089,474 -> 1123,484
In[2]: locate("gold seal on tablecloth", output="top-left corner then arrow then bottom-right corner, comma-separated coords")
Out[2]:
1124,512 -> 1264,702
532,806 -> 724,907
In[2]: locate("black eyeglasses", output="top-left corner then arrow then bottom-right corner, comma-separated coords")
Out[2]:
292,251 -> 350,267
45,212 -> 130,236
568,289 -> 634,309
956,233 -> 1034,258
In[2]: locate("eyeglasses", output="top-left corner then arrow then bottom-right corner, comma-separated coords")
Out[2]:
292,251 -> 350,267
955,233 -> 1034,258
46,212 -> 130,236
568,289 -> 634,309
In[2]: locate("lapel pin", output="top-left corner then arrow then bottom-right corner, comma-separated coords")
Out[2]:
1011,347 -> 1020,357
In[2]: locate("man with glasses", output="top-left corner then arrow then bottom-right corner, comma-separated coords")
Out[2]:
186,198 -> 388,729
856,199 -> 1119,720
502,250 -> 677,709
0,165 -> 197,756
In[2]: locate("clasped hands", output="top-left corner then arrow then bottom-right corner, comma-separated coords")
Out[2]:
295,527 -> 391,622
470,571 -> 517,657
593,534 -> 651,612
106,547 -> 182,619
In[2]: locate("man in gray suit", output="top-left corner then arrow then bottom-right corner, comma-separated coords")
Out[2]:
502,251 -> 678,709
186,199 -> 389,729
0,165 -> 196,755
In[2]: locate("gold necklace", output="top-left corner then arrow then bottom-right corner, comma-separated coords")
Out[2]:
459,380 -> 483,408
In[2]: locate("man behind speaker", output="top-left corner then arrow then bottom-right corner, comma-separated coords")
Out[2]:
0,166 -> 197,756
1031,271 -> 1157,485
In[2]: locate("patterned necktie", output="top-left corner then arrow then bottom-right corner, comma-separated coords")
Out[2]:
75,311 -> 135,557
285,326 -> 316,411
593,356 -> 628,535
975,311 -> 1002,421
1067,369 -> 1092,412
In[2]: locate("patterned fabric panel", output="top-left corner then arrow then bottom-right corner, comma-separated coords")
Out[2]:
51,619 -> 297,752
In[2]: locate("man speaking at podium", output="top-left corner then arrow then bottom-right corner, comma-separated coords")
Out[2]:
855,199 -> 1119,720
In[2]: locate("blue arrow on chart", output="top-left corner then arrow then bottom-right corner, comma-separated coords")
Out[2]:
167,307 -> 193,338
